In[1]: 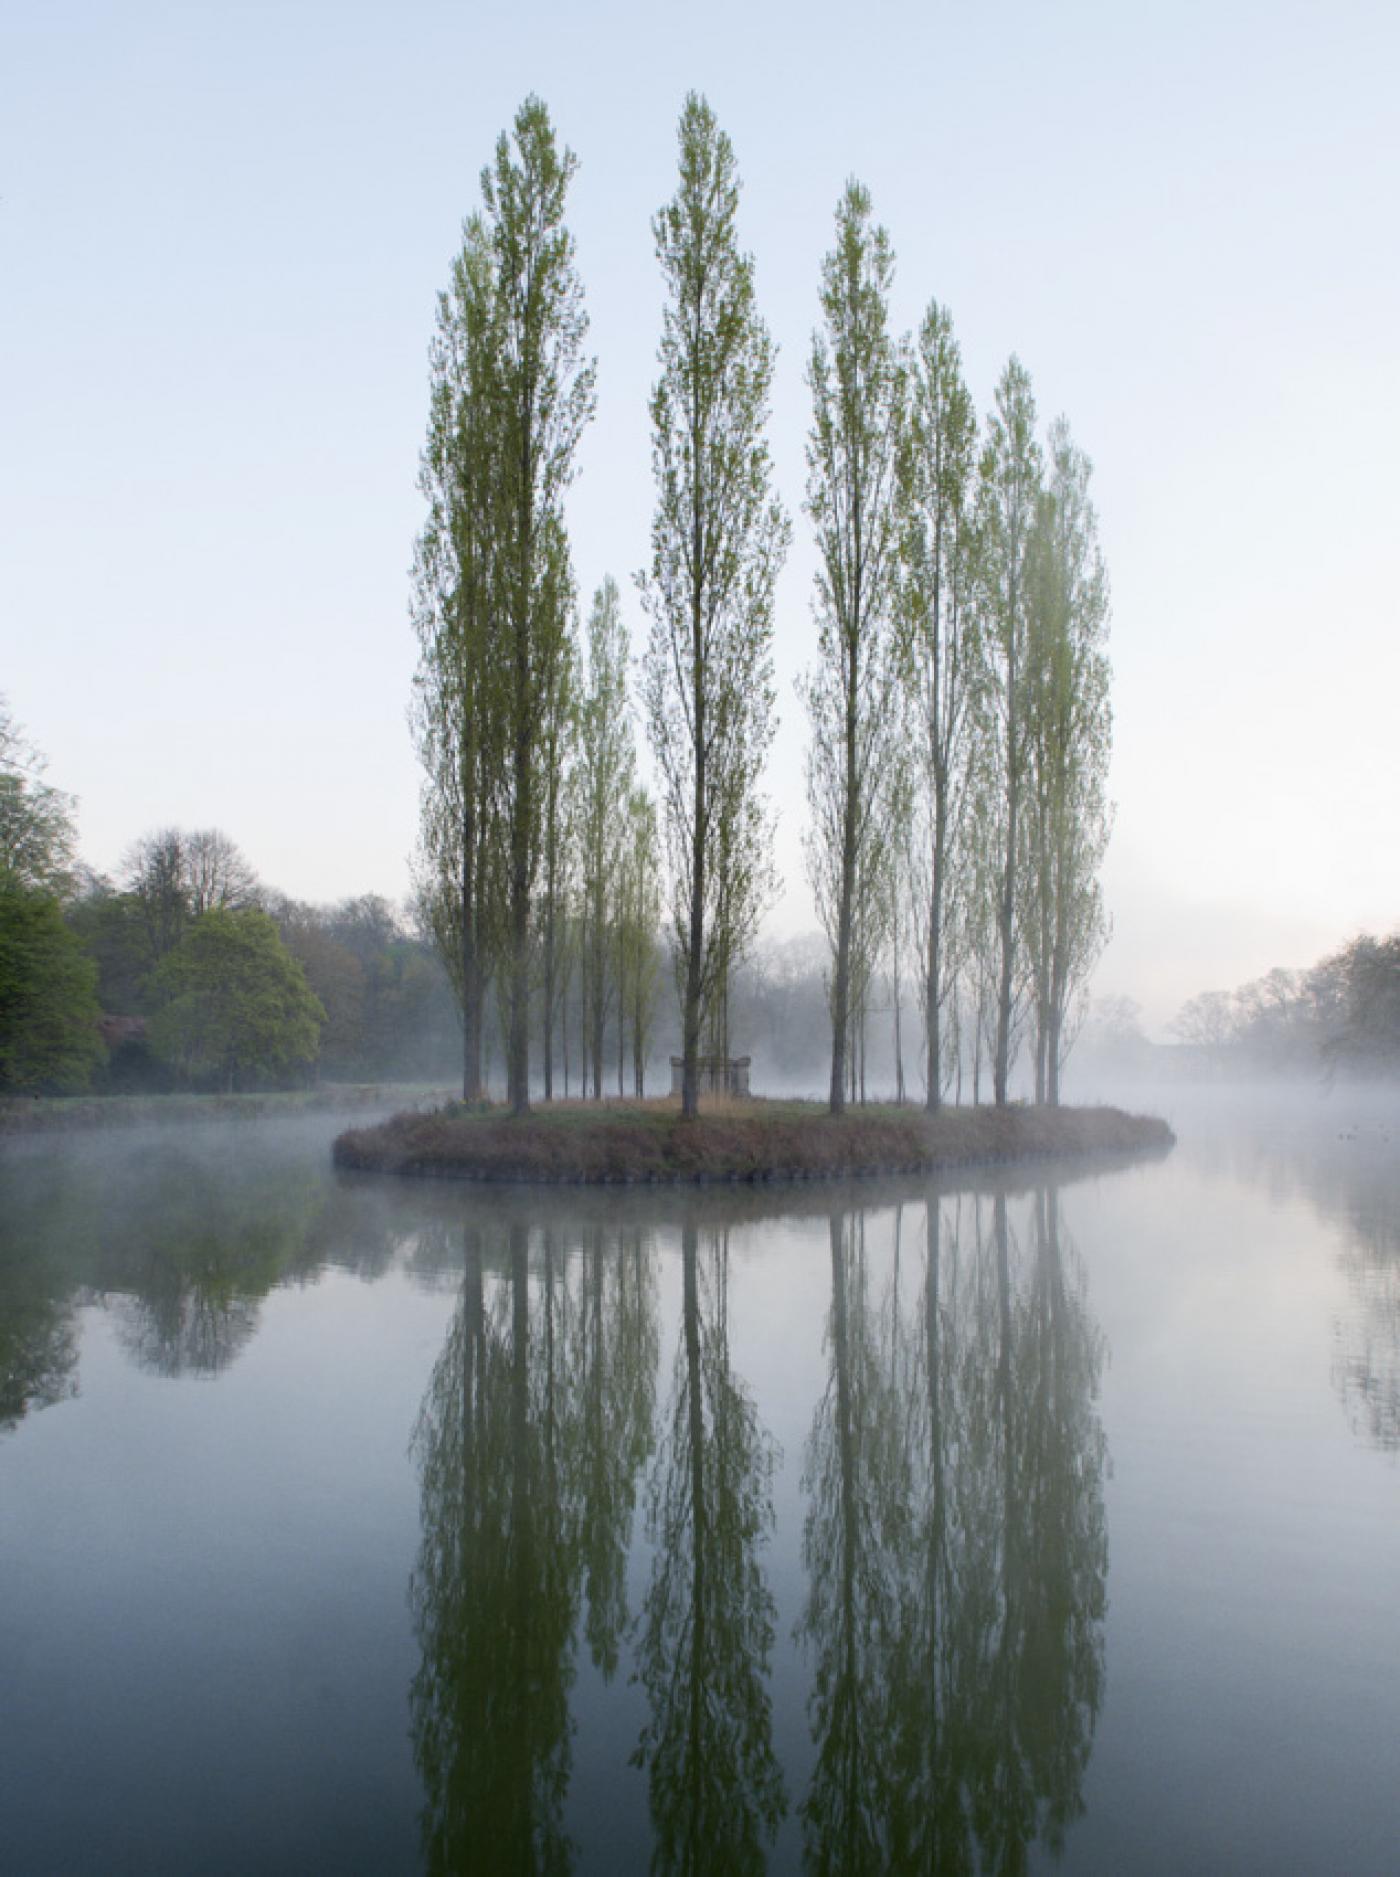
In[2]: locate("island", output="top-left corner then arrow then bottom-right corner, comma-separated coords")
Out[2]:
331,1098 -> 1174,1186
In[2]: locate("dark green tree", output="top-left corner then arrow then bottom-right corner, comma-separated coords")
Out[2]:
0,884 -> 104,1092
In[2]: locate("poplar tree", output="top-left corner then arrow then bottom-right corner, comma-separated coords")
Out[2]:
577,576 -> 634,1099
485,96 -> 595,1114
978,357 -> 1042,1105
640,94 -> 788,1120
801,181 -> 905,1115
411,211 -> 502,1101
896,300 -> 981,1110
1021,419 -> 1113,1103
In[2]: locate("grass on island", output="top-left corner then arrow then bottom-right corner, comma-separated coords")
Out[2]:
332,1094 -> 1174,1186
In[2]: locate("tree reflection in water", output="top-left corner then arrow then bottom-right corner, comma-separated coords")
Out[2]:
1332,1185 -> 1400,1453
409,1217 -> 659,1874
632,1222 -> 787,1874
102,1148 -> 328,1377
802,1182 -> 1108,1874
574,1222 -> 658,1679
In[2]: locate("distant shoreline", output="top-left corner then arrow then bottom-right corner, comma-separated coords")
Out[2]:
331,1098 -> 1175,1187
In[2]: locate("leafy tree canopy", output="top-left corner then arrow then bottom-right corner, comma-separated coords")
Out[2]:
0,883 -> 105,1093
148,908 -> 325,1090
0,696 -> 80,899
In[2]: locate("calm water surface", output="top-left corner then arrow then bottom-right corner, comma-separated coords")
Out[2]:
1,1091 -> 1397,1873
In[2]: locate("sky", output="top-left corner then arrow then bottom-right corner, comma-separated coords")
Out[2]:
3,0 -> 1396,1036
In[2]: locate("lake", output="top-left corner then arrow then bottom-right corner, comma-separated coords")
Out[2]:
2,1089 -> 1397,1873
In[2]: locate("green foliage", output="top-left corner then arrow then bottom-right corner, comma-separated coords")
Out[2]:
148,907 -> 324,1090
640,94 -> 788,1118
1019,418 -> 1114,1102
413,96 -> 594,1111
65,885 -> 152,1014
976,356 -> 1044,1104
578,576 -> 635,1096
801,179 -> 906,1113
896,299 -> 982,1107
0,884 -> 105,1093
0,697 -> 80,898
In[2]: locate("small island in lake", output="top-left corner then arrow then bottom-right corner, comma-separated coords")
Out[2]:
332,1097 -> 1173,1186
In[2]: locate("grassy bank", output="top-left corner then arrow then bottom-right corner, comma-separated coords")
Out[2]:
0,1084 -> 455,1134
332,1096 -> 1174,1185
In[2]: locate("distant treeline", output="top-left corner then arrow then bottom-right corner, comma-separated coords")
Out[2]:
1171,934 -> 1400,1078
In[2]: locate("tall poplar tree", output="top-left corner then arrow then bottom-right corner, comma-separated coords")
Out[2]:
411,211 -> 502,1100
978,357 -> 1042,1106
1021,419 -> 1112,1103
485,96 -> 595,1115
577,576 -> 634,1100
896,301 -> 980,1110
640,94 -> 788,1121
801,181 -> 905,1116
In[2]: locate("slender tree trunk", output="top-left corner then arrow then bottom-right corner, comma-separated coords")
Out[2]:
993,688 -> 1019,1106
509,603 -> 532,1112
543,900 -> 556,1104
460,848 -> 479,1102
681,640 -> 706,1122
591,900 -> 605,1102
829,648 -> 859,1114
893,920 -> 905,1105
925,801 -> 946,1112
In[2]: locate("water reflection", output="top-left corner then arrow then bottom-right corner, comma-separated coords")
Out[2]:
800,1185 -> 1108,1874
1334,1202 -> 1400,1453
799,1207 -> 906,1871
1178,1094 -> 1400,1453
0,1129 -> 404,1414
0,1270 -> 78,1430
633,1222 -> 786,1872
408,1219 -> 659,1873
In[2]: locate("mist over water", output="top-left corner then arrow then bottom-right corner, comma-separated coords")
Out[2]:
2,1092 -> 1398,1872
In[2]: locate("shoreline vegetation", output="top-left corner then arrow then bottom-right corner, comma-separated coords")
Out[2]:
331,1097 -> 1174,1187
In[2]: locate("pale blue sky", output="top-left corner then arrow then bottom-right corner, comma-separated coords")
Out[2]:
3,0 -> 1396,1029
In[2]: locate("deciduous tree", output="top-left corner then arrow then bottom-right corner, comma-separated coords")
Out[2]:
977,358 -> 1042,1104
486,96 -> 595,1114
1020,419 -> 1113,1103
640,94 -> 787,1119
801,181 -> 905,1115
148,908 -> 324,1091
896,302 -> 981,1110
